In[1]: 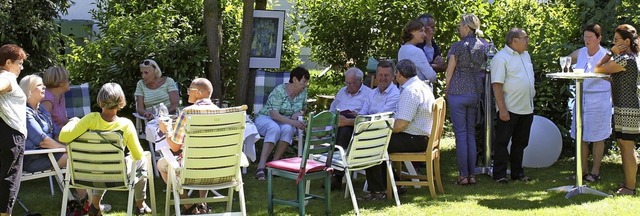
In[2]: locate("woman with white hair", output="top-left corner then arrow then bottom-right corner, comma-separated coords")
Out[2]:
20,74 -> 68,172
60,83 -> 152,215
445,13 -> 487,185
135,59 -> 179,119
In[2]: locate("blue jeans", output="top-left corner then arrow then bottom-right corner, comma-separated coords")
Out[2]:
448,94 -> 479,177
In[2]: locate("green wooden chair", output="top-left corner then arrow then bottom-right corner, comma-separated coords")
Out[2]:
266,111 -> 338,216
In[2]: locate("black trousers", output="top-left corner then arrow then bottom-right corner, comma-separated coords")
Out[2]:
0,119 -> 25,214
492,112 -> 533,180
365,132 -> 428,192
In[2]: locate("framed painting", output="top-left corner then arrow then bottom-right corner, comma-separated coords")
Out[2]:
250,10 -> 285,69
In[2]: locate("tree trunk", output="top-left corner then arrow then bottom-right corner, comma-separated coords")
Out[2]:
236,0 -> 267,111
204,0 -> 223,100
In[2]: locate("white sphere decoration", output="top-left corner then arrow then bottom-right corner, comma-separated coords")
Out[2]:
507,115 -> 562,168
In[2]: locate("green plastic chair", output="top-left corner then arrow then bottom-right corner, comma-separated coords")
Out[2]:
266,111 -> 338,216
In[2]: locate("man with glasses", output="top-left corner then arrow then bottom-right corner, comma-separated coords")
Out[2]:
490,28 -> 535,184
417,14 -> 446,72
328,67 -> 373,190
157,78 -> 218,214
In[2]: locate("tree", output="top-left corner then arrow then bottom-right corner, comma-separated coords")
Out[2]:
204,0 -> 223,99
0,0 -> 73,75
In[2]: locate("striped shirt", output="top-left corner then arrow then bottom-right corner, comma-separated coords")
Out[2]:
0,71 -> 27,135
169,99 -> 220,145
134,77 -> 178,111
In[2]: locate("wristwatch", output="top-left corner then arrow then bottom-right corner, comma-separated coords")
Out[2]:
606,51 -> 613,56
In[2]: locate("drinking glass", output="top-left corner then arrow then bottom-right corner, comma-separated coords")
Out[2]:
563,57 -> 572,73
559,57 -> 567,73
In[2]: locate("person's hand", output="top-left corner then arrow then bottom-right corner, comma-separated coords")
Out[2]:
612,44 -> 627,55
289,118 -> 306,130
338,115 -> 350,127
291,112 -> 303,121
158,118 -> 172,133
143,111 -> 154,120
433,56 -> 444,65
498,110 -> 510,122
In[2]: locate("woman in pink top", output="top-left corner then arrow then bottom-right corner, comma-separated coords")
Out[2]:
41,66 -> 71,129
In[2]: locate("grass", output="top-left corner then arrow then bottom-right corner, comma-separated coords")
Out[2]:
15,137 -> 640,215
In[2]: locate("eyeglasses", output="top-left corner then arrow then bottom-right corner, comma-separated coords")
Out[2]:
517,36 -> 529,40
140,60 -> 157,69
614,37 -> 624,42
344,81 -> 361,86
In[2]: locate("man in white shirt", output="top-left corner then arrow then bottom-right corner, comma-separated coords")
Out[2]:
330,67 -> 373,149
490,28 -> 536,184
361,59 -> 435,201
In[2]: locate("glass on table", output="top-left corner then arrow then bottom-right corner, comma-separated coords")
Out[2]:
559,57 -> 567,73
563,56 -> 573,73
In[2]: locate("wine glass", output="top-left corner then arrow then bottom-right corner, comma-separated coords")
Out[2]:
559,57 -> 567,73
155,103 -> 170,122
564,56 -> 572,73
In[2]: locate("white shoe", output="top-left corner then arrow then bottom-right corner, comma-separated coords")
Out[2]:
100,204 -> 112,212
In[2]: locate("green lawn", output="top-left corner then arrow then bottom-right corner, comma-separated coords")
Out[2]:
15,137 -> 640,215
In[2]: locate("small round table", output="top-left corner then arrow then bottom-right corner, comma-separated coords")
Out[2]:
546,72 -> 612,198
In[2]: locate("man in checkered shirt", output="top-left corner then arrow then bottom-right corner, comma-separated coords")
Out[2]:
361,59 -> 435,201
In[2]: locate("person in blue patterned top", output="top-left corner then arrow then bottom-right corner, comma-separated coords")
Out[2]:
445,13 -> 487,185
254,66 -> 310,181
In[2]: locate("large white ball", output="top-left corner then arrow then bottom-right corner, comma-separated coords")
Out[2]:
508,115 -> 562,168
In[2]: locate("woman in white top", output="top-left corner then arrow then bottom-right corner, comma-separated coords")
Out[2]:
568,24 -> 611,183
135,59 -> 180,119
0,44 -> 28,216
398,20 -> 437,85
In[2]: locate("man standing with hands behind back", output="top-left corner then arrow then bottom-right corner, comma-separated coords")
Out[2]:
490,28 -> 536,184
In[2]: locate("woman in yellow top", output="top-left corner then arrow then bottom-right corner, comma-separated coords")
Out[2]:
60,83 -> 152,215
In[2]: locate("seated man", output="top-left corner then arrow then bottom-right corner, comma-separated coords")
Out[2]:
330,67 -> 373,150
330,61 -> 400,189
157,78 -> 219,214
361,59 -> 435,201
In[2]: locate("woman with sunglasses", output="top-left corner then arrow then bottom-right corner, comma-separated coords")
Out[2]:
0,44 -> 28,216
595,24 -> 640,195
135,59 -> 179,120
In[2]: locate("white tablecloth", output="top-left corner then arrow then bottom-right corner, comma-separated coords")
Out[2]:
145,116 -> 261,161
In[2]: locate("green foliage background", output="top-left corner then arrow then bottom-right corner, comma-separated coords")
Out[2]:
0,0 -> 72,75
65,0 -> 302,112
299,0 -> 639,150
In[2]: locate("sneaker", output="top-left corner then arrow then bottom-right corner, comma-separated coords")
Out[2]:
100,204 -> 112,212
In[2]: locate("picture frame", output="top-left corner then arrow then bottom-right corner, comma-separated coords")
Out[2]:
250,10 -> 285,69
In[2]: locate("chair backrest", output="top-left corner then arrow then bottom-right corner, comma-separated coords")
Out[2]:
345,113 -> 395,170
300,111 -> 338,169
180,105 -> 247,185
254,70 -> 290,115
427,97 -> 446,158
66,130 -> 131,190
64,83 -> 91,118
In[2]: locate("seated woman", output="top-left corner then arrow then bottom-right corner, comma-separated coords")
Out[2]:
41,66 -> 71,130
135,59 -> 179,119
20,74 -> 67,172
254,66 -> 310,181
59,83 -> 152,215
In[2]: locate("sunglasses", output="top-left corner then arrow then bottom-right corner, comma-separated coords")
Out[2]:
140,60 -> 157,69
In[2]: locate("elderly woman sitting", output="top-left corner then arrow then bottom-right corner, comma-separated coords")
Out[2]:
254,66 -> 310,181
20,74 -> 67,172
136,59 -> 179,119
59,83 -> 152,215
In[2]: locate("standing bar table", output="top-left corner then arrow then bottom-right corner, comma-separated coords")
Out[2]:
546,72 -> 611,198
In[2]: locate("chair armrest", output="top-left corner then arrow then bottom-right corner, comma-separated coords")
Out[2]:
159,147 -> 180,170
24,148 -> 66,155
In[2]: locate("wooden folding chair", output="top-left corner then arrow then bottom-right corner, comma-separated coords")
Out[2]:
388,97 -> 446,199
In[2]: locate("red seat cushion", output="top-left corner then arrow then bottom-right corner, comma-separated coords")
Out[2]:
266,157 -> 327,174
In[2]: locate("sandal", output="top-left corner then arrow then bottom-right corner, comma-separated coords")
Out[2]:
198,203 -> 211,214
255,168 -> 266,181
457,176 -> 469,185
583,173 -> 600,182
495,177 -> 508,184
357,192 -> 387,201
468,176 -> 477,184
135,202 -> 152,215
181,204 -> 200,214
614,186 -> 636,196
88,204 -> 102,216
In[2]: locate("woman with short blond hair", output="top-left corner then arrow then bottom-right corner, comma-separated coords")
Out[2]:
41,66 -> 71,129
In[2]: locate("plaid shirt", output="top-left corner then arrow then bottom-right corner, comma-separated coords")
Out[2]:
396,76 -> 435,136
169,99 -> 220,145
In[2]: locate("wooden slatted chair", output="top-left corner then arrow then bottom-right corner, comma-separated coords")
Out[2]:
162,105 -> 248,216
315,112 -> 399,215
60,131 -> 156,216
387,97 -> 446,199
